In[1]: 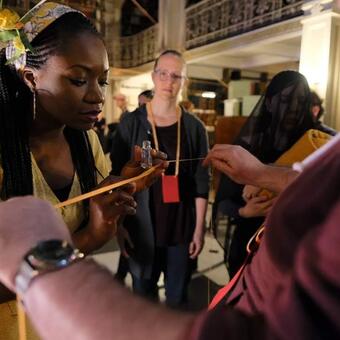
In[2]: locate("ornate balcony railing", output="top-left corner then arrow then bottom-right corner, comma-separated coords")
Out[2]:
186,0 -> 307,50
112,24 -> 158,69
60,0 -> 97,17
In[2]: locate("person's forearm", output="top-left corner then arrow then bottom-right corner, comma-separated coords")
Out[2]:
72,228 -> 97,254
72,223 -> 114,254
194,198 -> 208,233
252,165 -> 299,194
25,260 -> 196,340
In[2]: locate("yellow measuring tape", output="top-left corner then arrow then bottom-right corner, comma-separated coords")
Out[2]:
55,165 -> 157,209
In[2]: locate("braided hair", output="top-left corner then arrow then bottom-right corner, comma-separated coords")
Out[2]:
0,12 -> 102,209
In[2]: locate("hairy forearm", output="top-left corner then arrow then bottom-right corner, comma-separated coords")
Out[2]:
25,260 -> 196,340
253,165 -> 299,194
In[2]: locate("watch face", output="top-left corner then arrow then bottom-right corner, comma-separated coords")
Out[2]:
29,240 -> 75,268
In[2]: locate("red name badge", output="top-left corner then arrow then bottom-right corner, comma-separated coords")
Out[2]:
162,175 -> 180,203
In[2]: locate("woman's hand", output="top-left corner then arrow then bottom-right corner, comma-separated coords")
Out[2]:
121,146 -> 168,192
242,185 -> 262,202
116,223 -> 134,258
239,195 -> 276,218
189,230 -> 205,259
73,176 -> 137,253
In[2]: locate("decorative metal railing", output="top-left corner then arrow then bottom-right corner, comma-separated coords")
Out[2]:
112,24 -> 158,68
185,0 -> 308,49
61,0 -> 97,17
7,0 -> 312,68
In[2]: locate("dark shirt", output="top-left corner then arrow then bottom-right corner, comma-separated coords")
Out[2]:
150,122 -> 195,246
110,106 -> 209,279
52,182 -> 73,202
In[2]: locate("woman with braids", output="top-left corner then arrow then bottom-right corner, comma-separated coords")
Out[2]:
0,1 -> 138,253
0,2 -> 167,338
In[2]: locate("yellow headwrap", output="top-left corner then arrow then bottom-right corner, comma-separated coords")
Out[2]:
0,0 -> 83,69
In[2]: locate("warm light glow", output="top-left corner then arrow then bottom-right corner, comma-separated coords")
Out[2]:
299,18 -> 331,99
202,91 -> 216,98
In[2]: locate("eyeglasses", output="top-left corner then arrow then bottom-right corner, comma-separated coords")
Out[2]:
154,69 -> 186,83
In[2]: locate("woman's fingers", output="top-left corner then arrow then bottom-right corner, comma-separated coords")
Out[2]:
120,145 -> 168,192
106,191 -> 137,219
117,226 -> 134,258
242,185 -> 262,202
91,185 -> 137,224
151,149 -> 168,165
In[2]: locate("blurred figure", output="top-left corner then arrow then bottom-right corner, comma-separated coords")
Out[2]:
115,89 -> 154,284
310,91 -> 337,136
114,93 -> 129,121
138,90 -> 153,106
103,122 -> 118,154
93,115 -> 106,148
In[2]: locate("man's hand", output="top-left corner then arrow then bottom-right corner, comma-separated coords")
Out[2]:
203,144 -> 266,185
0,197 -> 71,291
121,146 -> 168,191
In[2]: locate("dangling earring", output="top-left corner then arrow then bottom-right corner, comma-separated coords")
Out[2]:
32,90 -> 36,120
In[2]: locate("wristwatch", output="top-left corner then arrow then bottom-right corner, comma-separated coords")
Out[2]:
15,239 -> 84,296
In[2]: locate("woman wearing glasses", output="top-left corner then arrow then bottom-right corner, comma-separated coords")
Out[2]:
110,50 -> 210,308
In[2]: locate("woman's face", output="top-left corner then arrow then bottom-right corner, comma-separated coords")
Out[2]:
151,54 -> 186,101
266,82 -> 308,131
32,33 -> 109,130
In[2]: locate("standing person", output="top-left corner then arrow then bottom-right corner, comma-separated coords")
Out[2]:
111,50 -> 210,308
114,93 -> 129,120
93,115 -> 107,148
138,89 -> 153,107
214,70 -> 316,277
115,89 -> 154,283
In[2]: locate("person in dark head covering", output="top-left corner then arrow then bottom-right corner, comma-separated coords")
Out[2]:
214,70 -> 316,276
234,70 -> 315,163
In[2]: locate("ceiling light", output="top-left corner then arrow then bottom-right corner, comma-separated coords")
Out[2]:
201,91 -> 216,98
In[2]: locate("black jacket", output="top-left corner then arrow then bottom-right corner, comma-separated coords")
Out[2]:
110,105 -> 210,279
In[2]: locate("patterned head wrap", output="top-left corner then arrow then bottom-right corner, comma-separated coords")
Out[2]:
0,1 -> 82,70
